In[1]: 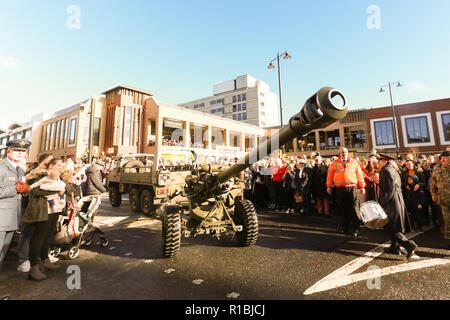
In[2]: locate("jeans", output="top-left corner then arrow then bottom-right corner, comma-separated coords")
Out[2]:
29,213 -> 59,267
17,223 -> 36,265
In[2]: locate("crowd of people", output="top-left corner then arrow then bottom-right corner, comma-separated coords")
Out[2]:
243,147 -> 450,252
0,139 -> 107,282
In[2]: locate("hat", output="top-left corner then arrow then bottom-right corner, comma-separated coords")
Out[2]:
378,153 -> 395,161
441,150 -> 450,157
6,139 -> 31,151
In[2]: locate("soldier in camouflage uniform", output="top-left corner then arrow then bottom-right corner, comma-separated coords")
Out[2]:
430,151 -> 450,249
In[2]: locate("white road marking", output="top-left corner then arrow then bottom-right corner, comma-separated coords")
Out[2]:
126,220 -> 159,228
96,216 -> 129,225
303,226 -> 450,295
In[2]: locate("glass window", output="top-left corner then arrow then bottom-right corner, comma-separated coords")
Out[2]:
242,93 -> 246,101
233,96 -> 237,103
374,120 -> 394,146
238,114 -> 242,120
233,105 -> 236,112
123,106 -> 132,145
242,103 -> 246,111
59,120 -> 64,148
233,115 -> 237,120
24,130 -> 32,139
243,113 -> 247,120
237,95 -> 241,102
64,118 -> 69,147
319,130 -> 340,150
150,120 -> 156,136
344,126 -> 366,148
69,118 -> 77,145
442,113 -> 450,142
238,104 -> 241,112
405,116 -> 430,143
93,118 -> 101,146
210,100 -> 216,106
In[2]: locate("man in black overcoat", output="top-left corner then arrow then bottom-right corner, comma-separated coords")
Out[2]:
377,154 -> 418,259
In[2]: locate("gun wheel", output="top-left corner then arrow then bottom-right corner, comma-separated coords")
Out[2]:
162,207 -> 181,258
234,199 -> 258,247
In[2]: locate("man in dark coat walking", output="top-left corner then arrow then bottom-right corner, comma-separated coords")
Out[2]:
378,154 -> 418,259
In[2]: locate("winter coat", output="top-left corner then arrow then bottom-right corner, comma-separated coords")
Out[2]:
404,181 -> 425,215
294,168 -> 311,196
84,166 -> 107,196
21,187 -> 60,223
311,164 -> 328,198
378,162 -> 408,234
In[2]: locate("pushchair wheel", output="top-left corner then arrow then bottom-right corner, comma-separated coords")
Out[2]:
67,246 -> 80,260
101,238 -> 109,247
49,247 -> 61,258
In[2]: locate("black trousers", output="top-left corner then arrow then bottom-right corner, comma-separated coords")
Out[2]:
29,213 -> 59,267
335,186 -> 360,234
273,181 -> 284,209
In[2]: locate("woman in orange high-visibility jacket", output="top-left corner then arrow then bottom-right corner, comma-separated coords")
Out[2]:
327,148 -> 365,238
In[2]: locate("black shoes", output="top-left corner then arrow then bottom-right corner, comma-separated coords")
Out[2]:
406,242 -> 418,259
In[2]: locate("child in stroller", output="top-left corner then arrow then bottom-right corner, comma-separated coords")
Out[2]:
50,195 -> 108,260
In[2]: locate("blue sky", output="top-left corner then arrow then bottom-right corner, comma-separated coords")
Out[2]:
1,0 -> 449,128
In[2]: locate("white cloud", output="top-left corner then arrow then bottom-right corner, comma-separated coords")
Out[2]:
0,55 -> 23,69
406,81 -> 425,91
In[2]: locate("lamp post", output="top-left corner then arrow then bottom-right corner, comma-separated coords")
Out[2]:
268,51 -> 291,127
379,81 -> 402,157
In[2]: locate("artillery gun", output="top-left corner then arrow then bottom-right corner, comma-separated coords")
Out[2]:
157,87 -> 348,258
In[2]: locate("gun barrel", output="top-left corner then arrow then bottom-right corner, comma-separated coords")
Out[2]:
217,87 -> 348,183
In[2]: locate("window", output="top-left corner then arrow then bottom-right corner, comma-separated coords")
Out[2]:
24,130 -> 32,139
150,120 -> 156,135
64,118 -> 69,147
344,126 -> 366,148
238,114 -> 242,120
405,116 -> 430,143
436,111 -> 450,145
233,96 -> 237,103
49,122 -> 55,150
442,113 -> 450,142
242,93 -> 246,101
374,120 -> 394,146
68,117 -> 77,146
210,100 -> 216,106
93,118 -> 101,146
242,103 -> 246,111
238,104 -> 241,112
123,106 -> 132,145
233,115 -> 237,120
401,113 -> 435,147
261,102 -> 265,107
233,105 -> 237,112
242,113 -> 247,120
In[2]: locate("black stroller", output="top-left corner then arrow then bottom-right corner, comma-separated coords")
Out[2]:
50,195 -> 108,260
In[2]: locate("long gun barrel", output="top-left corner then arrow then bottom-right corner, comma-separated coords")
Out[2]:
217,87 -> 348,183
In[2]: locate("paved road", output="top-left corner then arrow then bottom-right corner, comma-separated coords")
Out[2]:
1,194 -> 449,300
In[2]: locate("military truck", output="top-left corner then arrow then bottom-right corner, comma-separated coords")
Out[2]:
106,152 -> 194,216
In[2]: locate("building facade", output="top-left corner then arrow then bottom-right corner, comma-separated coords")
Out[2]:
366,98 -> 450,156
178,74 -> 280,128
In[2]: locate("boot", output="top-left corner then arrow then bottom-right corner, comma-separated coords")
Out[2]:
40,259 -> 61,271
406,241 -> 418,259
28,265 -> 47,281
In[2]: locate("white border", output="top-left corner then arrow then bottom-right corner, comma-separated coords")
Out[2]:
400,113 -> 435,147
370,117 -> 400,149
436,110 -> 450,146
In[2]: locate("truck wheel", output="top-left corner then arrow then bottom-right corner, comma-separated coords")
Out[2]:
129,188 -> 141,213
140,189 -> 155,217
234,199 -> 258,247
162,206 -> 181,258
109,185 -> 122,207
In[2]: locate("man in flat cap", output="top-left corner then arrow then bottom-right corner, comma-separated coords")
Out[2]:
377,153 -> 418,259
430,150 -> 450,249
0,139 -> 31,272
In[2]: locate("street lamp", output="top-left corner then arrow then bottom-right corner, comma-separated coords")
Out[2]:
378,81 -> 403,157
267,51 -> 291,127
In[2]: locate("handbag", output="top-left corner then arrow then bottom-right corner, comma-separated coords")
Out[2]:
294,192 -> 304,203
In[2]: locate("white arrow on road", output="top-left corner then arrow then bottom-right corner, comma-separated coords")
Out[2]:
304,226 -> 450,295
